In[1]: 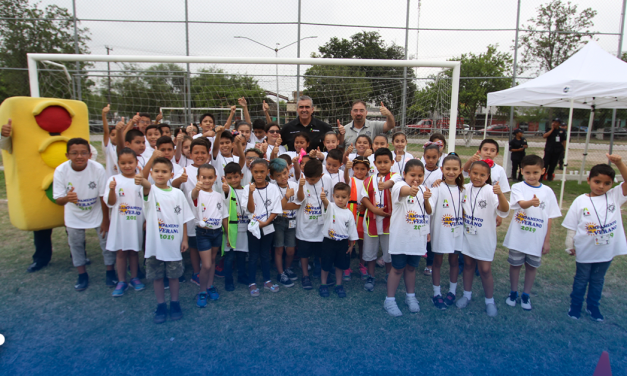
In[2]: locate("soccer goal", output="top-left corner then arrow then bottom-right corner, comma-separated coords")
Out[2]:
27,54 -> 461,153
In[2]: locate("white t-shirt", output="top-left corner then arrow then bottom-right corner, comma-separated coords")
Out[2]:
295,180 -> 325,242
359,174 -> 398,235
390,151 -> 414,175
562,183 -> 627,263
177,155 -> 194,168
367,154 -> 378,176
429,183 -> 464,254
53,160 -> 107,229
461,183 -> 509,261
143,186 -> 195,261
322,202 -> 359,241
273,181 -> 299,219
136,154 -> 147,170
321,172 -> 345,203
148,162 -> 184,187
213,153 -> 239,192
423,166 -> 443,188
347,153 -> 370,178
228,187 -> 250,252
105,175 -> 144,251
242,183 -> 283,235
265,144 -> 287,160
142,144 -> 154,162
192,190 -> 228,229
389,181 -> 429,255
181,164 -> 199,237
104,142 -> 119,178
503,182 -> 561,257
241,165 -> 252,187
491,163 -> 511,193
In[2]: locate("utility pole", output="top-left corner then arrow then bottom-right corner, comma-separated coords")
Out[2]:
72,0 -> 81,100
609,0 -> 627,162
401,0 -> 410,130
105,46 -> 113,105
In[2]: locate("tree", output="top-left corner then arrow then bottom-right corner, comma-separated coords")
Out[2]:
304,31 -> 416,119
0,0 -> 91,101
518,0 -> 596,75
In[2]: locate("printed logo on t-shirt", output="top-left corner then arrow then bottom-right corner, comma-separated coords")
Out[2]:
174,205 -> 181,215
217,202 -> 222,211
441,214 -> 460,227
328,229 -> 348,240
478,200 -> 487,209
462,194 -> 467,203
158,218 -> 180,240
608,204 -> 616,213
582,207 -> 591,216
264,199 -> 272,208
514,210 -> 543,233
406,210 -> 427,229
443,199 -> 449,208
156,202 -> 162,212
202,217 -> 221,227
119,203 -> 141,219
66,182 -> 73,193
304,203 -> 322,219
118,188 -> 125,197
88,181 -> 96,190
539,201 -> 546,210
585,221 -> 618,236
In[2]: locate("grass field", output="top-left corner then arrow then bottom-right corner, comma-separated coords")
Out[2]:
1,144 -> 627,375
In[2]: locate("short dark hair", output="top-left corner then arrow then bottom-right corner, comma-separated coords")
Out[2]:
264,122 -> 280,133
234,121 -> 251,131
197,163 -> 216,176
253,119 -> 267,131
373,134 -> 388,143
67,137 -> 89,153
145,123 -> 162,135
153,157 -> 173,172
224,161 -> 242,175
392,132 -> 407,142
521,155 -> 544,169
118,147 -> 137,160
278,154 -> 292,166
294,131 -> 310,143
303,159 -> 323,178
125,129 -> 144,143
269,158 -> 288,175
479,138 -> 499,154
351,100 -> 367,109
250,158 -> 269,170
404,159 -> 424,174
138,112 -> 152,120
374,147 -> 393,162
199,113 -> 215,125
190,138 -> 211,153
245,148 -> 264,158
156,136 -> 175,149
159,124 -> 171,133
589,164 -> 616,180
326,149 -> 343,163
219,130 -> 234,142
333,182 -> 351,194
429,133 -> 447,148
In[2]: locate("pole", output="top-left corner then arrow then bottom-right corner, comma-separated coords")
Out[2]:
578,106 -> 595,184
276,47 -> 280,125
509,0 -> 522,141
559,99 -> 575,209
483,106 -> 490,139
447,63 -> 461,154
296,0 -> 302,103
105,46 -> 112,104
185,0 -> 191,126
401,0 -> 411,130
609,0 -> 627,162
72,0 -> 81,101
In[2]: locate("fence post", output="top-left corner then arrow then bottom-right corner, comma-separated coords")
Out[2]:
400,0 -> 410,129
185,0 -> 192,126
508,0 -> 521,141
296,0 -> 302,104
72,0 -> 81,101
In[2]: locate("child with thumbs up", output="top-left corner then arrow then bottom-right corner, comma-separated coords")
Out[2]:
503,155 -> 561,311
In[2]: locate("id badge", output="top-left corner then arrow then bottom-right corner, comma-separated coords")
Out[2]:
288,219 -> 296,229
595,234 -> 611,246
555,136 -> 560,142
452,226 -> 462,238
317,215 -> 325,225
465,225 -> 478,235
262,223 -> 275,235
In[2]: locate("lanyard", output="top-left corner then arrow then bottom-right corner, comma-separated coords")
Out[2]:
256,185 -> 269,218
410,184 -> 425,218
588,193 -> 609,229
423,167 -> 438,187
377,176 -> 385,208
446,184 -> 461,225
232,189 -> 246,220
396,153 -> 406,174
311,184 -> 322,210
469,185 -> 484,225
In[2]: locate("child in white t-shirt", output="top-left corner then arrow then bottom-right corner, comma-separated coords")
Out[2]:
320,149 -> 345,202
101,105 -> 119,178
368,135 -> 389,176
457,160 -> 509,317
106,148 -> 146,297
212,127 -> 246,193
175,134 -> 194,168
420,142 -> 444,277
345,135 -> 373,178
384,159 -> 432,317
343,156 -> 370,281
266,123 -> 286,160
463,138 -> 511,193
503,155 -> 561,311
319,183 -> 358,298
144,136 -> 185,188
53,138 -> 114,292
390,132 -> 414,175
420,133 -> 448,167
240,148 -> 264,187
137,157 -> 194,324
563,156 -> 627,321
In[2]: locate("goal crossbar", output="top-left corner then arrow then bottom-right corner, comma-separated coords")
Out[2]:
27,53 -> 461,152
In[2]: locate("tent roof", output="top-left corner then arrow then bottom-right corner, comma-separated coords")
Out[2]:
487,41 -> 627,109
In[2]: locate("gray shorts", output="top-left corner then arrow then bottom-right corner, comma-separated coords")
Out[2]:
66,227 -> 115,267
508,249 -> 542,268
273,217 -> 296,248
362,234 -> 390,263
145,256 -> 184,280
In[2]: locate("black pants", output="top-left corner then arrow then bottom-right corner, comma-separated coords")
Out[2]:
511,158 -> 523,181
33,229 -> 53,265
542,152 -> 562,181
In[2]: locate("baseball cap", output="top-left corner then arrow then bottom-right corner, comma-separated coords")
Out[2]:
552,117 -> 562,124
512,129 -> 523,135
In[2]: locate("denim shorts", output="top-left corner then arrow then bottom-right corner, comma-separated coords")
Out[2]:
273,216 -> 296,248
391,254 -> 421,270
196,227 -> 223,251
188,235 -> 198,250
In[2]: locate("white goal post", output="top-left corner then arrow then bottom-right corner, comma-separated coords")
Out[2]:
27,53 -> 461,153
159,107 -> 244,126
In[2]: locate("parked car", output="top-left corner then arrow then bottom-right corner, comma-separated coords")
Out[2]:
485,124 -> 510,136
602,127 -> 627,138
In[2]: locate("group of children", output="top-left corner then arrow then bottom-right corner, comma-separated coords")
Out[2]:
52,105 -> 627,324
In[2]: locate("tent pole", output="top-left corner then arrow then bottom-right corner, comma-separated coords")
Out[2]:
578,106 -> 595,184
483,106 -> 489,139
559,99 -> 575,210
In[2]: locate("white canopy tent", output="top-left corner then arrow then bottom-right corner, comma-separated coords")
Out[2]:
487,41 -> 627,208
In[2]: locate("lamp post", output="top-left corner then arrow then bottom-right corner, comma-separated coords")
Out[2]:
234,35 -> 317,125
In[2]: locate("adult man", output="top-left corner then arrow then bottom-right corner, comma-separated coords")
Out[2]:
542,118 -> 567,181
342,100 -> 396,148
280,96 -> 333,152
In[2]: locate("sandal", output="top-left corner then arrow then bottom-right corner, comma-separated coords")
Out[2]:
248,283 -> 260,297
423,267 -> 432,276
264,280 -> 280,293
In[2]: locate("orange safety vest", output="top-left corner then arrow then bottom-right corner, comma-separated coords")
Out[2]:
348,177 -> 365,239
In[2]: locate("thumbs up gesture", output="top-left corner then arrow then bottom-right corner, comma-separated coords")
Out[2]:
221,176 -> 229,193
180,168 -> 188,183
530,194 -> 540,207
237,97 -> 247,108
493,181 -> 502,195
195,180 -> 203,192
470,150 -> 481,163
315,147 -> 324,160
66,186 -> 78,204
275,135 -> 282,148
378,176 -> 386,191
262,100 -> 269,112
134,166 -> 144,186
155,111 -> 163,123
115,117 -> 126,132
379,102 -> 391,117
309,148 -> 318,159
423,186 -> 432,200
109,177 -> 117,190
299,173 -> 306,187
102,104 -> 110,115
249,182 -> 256,193
336,120 -> 345,135
396,153 -> 403,162
320,189 -> 327,202
1,118 -> 12,138
346,160 -> 353,170
364,149 -> 373,158
286,187 -> 294,199
606,153 -> 622,164
409,181 -> 420,197
132,112 -> 140,124
346,143 -> 354,155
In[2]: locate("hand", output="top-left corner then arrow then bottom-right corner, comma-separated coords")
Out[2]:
221,177 -> 229,192
259,142 -> 268,154
186,124 -> 194,134
379,102 -> 391,117
606,153 -> 622,164
364,149 -> 372,158
102,104 -> 110,115
134,166 -> 144,185
346,160 -> 353,170
132,112 -> 140,124
275,136 -> 282,148
336,120 -> 345,135
470,150 -> 481,163
493,181 -> 502,195
566,248 -> 576,256
195,180 -> 204,192
320,190 -> 327,202
176,132 -> 184,144
299,173 -> 306,187
409,181 -> 420,197
431,179 -> 443,188
180,168 -> 188,183
346,144 -> 354,155
530,194 -> 540,207
542,242 -> 550,255
237,97 -> 247,107
215,125 -> 225,134
115,117 -> 126,132
181,240 -> 188,253
375,208 -> 391,218
427,234 -> 431,242
100,218 -> 109,237
1,119 -> 12,138
109,177 -> 117,190
234,134 -> 245,145
309,149 -> 317,159
496,216 -> 503,227
230,105 -> 236,113
152,150 -> 164,160
347,242 -> 355,254
262,100 -> 269,112
286,187 -> 294,198
292,156 -> 299,166
396,153 -> 403,162
378,177 -> 386,192
155,111 -> 163,123
315,147 -> 324,160
66,186 -> 78,204
249,182 -> 256,193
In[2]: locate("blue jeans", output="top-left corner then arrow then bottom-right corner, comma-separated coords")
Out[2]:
247,232 -> 275,285
570,261 -> 612,308
223,250 -> 247,284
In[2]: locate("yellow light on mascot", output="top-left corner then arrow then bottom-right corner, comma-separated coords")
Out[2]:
0,97 -> 90,231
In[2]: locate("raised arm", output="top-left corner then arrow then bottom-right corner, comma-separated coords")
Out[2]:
238,97 -> 252,125
234,135 -> 246,169
607,154 -> 627,196
102,104 -> 111,147
213,126 -> 225,160
262,100 -> 272,124
224,106 -> 236,130
379,102 -> 396,133
174,132 -> 184,163
107,177 -> 117,206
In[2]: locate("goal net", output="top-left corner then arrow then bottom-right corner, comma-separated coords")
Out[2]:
29,54 -> 460,151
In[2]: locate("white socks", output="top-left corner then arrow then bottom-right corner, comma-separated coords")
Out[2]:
485,297 -> 495,305
433,285 -> 441,297
449,282 -> 457,295
386,296 -> 395,301
406,293 -> 415,297
463,291 -> 472,300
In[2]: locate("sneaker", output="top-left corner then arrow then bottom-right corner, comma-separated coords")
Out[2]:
190,273 -> 200,287
444,292 -> 456,306
376,258 -> 385,268
74,273 -> 89,291
384,299 -> 402,317
432,295 -> 447,310
326,277 -> 336,287
423,267 -> 432,276
568,304 -> 582,320
343,269 -> 351,281
521,294 -> 532,311
215,260 -> 225,278
196,292 -> 208,308
169,301 -> 183,321
285,267 -> 298,281
586,306 -> 604,322
301,276 -> 313,290
364,276 -> 375,292
456,296 -> 470,309
154,303 -> 168,324
319,285 -> 330,298
279,272 -> 295,287
112,282 -> 128,297
225,278 -> 235,292
129,278 -> 145,291
406,295 -> 421,313
486,303 -> 498,317
163,277 -> 170,290
207,286 -> 219,301
105,270 -> 118,287
506,291 -> 518,307
335,285 -> 347,298
178,275 -> 186,283
358,264 -> 369,280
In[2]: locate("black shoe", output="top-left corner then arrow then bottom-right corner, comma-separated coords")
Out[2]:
335,285 -> 347,298
444,292 -> 456,306
74,273 -> 89,291
85,258 -> 91,266
568,304 -> 582,320
163,277 -> 170,290
302,276 -> 313,290
26,262 -> 47,273
169,301 -> 183,321
225,278 -> 235,291
154,303 -> 168,324
432,295 -> 448,310
586,306 -> 604,322
278,272 -> 295,288
319,285 -> 330,298
326,277 -> 336,287
179,275 -> 186,283
105,270 -> 118,287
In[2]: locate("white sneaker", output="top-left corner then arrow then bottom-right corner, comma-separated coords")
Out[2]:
384,299 -> 402,317
486,303 -> 498,317
505,293 -> 517,307
405,295 -> 420,313
521,295 -> 532,311
456,296 -> 470,309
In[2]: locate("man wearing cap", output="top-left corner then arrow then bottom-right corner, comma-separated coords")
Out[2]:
509,129 -> 527,181
542,118 -> 567,181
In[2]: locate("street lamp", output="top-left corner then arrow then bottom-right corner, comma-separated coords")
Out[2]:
234,35 -> 317,125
